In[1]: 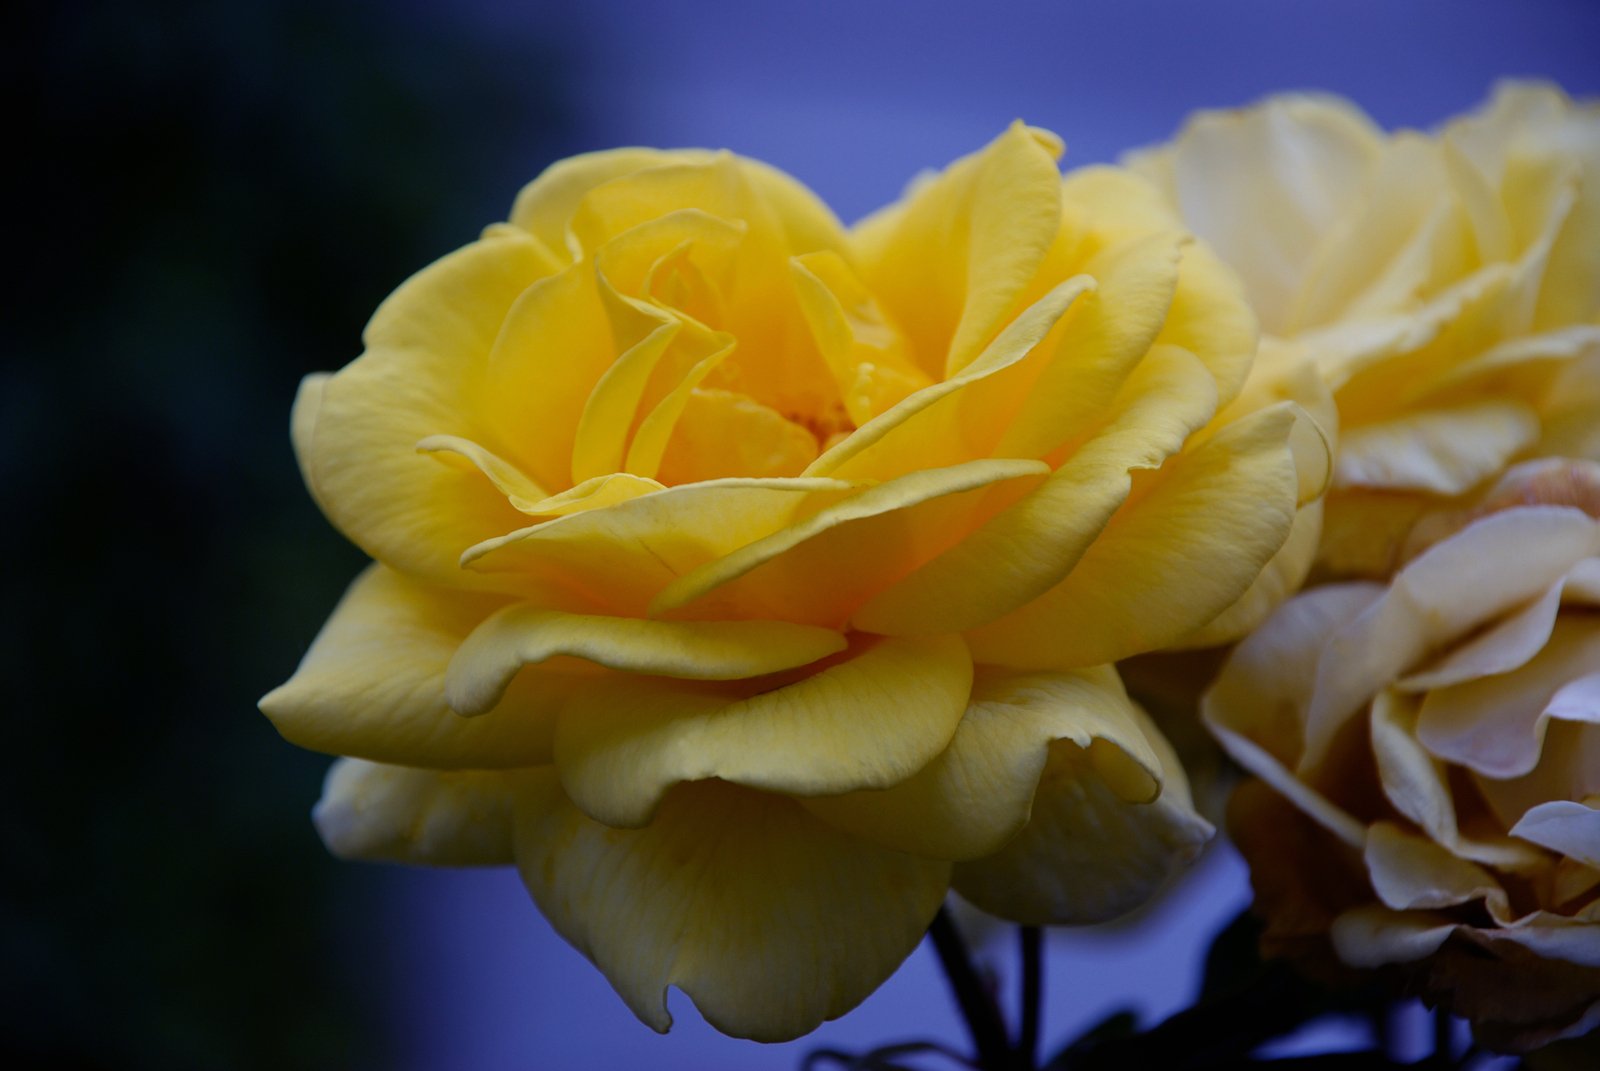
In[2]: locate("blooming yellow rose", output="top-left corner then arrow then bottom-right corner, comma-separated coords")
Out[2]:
264,125 -> 1322,1040
1130,82 -> 1600,577
1204,459 -> 1600,1051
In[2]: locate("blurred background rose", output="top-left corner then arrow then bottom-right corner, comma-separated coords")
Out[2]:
8,1 -> 1599,1068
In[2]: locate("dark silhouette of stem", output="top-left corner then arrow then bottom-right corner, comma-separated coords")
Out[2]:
1018,926 -> 1042,1069
928,908 -> 1014,1070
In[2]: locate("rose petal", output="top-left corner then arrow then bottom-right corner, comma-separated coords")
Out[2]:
651,457 -> 1049,627
1303,506 -> 1600,768
1363,821 -> 1507,912
445,606 -> 848,716
853,342 -> 1219,636
313,758 -> 522,866
852,121 -> 1065,379
551,633 -> 972,827
1417,615 -> 1600,778
1510,800 -> 1600,869
802,665 -> 1161,861
513,774 -> 949,1041
302,233 -> 561,588
1334,400 -> 1540,496
260,566 -> 571,768
461,477 -> 861,612
964,400 -> 1304,667
951,700 -> 1213,924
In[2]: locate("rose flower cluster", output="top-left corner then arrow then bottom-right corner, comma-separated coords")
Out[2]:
265,82 -> 1598,1050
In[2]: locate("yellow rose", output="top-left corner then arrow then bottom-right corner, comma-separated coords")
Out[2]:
1204,459 -> 1600,1052
264,125 -> 1321,1040
1130,82 -> 1600,577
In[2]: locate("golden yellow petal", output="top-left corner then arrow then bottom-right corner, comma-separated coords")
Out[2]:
552,632 -> 972,827
514,774 -> 950,1040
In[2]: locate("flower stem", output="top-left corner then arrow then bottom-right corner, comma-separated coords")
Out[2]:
1018,926 -> 1042,1068
927,908 -> 1014,1070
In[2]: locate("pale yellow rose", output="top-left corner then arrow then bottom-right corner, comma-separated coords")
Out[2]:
263,125 -> 1323,1040
1131,82 -> 1600,577
1204,459 -> 1600,1051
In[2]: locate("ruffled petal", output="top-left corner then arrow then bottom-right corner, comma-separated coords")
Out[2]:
1416,616 -> 1600,779
802,665 -> 1160,861
513,773 -> 950,1041
964,401 -> 1304,667
853,343 -> 1219,636
1363,821 -> 1507,913
446,606 -> 848,715
551,633 -> 972,827
1141,94 -> 1384,334
651,458 -> 1049,627
302,233 -> 561,587
1334,401 -> 1541,495
950,700 -> 1213,924
1511,800 -> 1600,869
260,566 -> 570,768
1303,506 -> 1600,767
461,477 -> 861,612
852,122 -> 1065,378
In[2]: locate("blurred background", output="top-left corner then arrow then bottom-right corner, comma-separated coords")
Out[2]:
7,1 -> 1599,1067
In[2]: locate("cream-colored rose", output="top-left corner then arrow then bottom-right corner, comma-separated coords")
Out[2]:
264,127 -> 1323,1040
1204,459 -> 1600,1052
1131,82 -> 1600,577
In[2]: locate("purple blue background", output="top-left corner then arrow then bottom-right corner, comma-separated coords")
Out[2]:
8,1 -> 1595,1068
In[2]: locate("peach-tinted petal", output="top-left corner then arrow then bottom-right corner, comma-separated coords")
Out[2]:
1303,506 -> 1600,767
1363,821 -> 1507,913
1416,616 -> 1600,778
1511,800 -> 1600,869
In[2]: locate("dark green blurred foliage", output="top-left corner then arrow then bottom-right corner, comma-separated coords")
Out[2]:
4,2 -> 575,1066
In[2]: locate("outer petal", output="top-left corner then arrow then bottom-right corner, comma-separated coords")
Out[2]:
802,665 -> 1161,861
509,148 -> 712,256
965,402 -> 1304,667
303,233 -> 561,588
1139,94 -> 1384,333
313,759 -> 521,866
951,700 -> 1213,924
445,606 -> 847,715
552,633 -> 972,828
259,566 -> 569,768
513,773 -> 950,1041
1334,401 -> 1541,495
